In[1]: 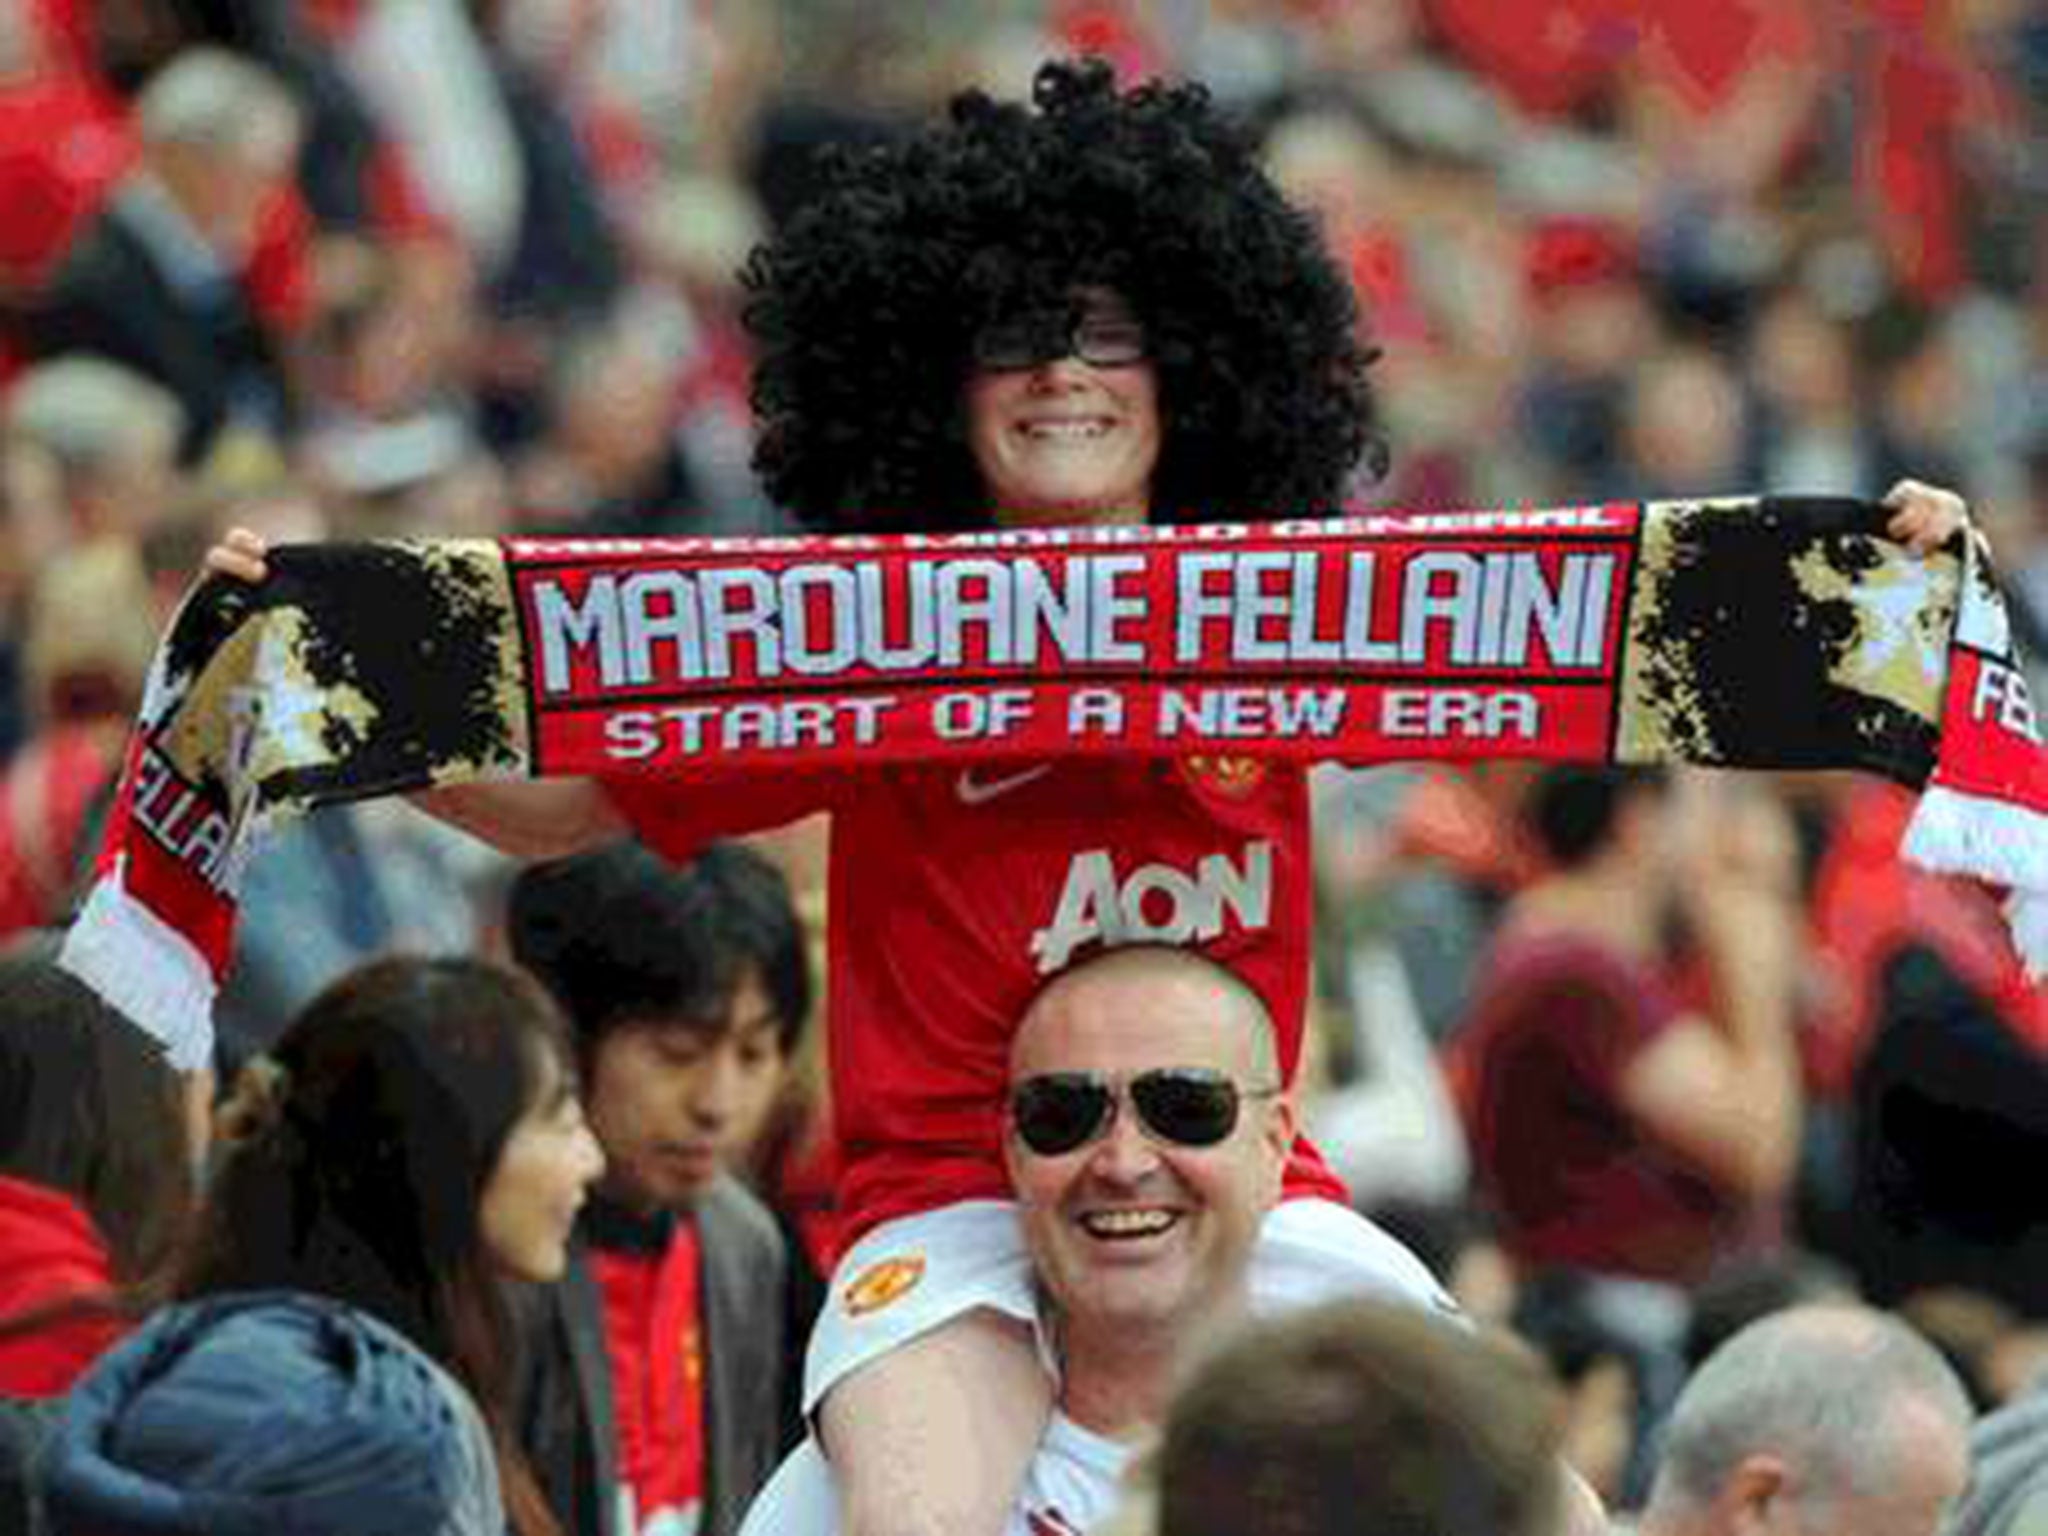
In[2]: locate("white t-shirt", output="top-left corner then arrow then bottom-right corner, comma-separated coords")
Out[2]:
805,1194 -> 1458,1412
739,1411 -> 1130,1536
746,1195 -> 1463,1535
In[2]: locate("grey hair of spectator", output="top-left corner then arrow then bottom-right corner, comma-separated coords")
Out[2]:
133,46 -> 300,158
4,356 -> 184,491
1648,1305 -> 1973,1517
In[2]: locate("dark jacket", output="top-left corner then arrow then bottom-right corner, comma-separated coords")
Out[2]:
518,1176 -> 788,1536
21,190 -> 289,463
41,1291 -> 501,1536
1847,946 -> 2048,1312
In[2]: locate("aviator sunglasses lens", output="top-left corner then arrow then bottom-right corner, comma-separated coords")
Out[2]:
1012,1075 -> 1115,1155
1129,1070 -> 1240,1146
1011,1070 -> 1245,1154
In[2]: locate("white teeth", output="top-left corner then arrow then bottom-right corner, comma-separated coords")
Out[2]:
1081,1209 -> 1176,1238
1020,421 -> 1110,440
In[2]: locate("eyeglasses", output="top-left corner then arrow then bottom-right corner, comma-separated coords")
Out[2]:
971,309 -> 1149,373
1008,1068 -> 1279,1157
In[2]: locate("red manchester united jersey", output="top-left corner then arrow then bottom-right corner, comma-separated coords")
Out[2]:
607,756 -> 1346,1242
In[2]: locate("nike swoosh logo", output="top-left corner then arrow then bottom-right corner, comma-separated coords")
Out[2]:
955,764 -> 1052,805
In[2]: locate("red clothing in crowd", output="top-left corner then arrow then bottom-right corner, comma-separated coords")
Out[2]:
1429,0 -> 1820,124
1430,0 -> 1991,300
591,1217 -> 706,1536
0,724 -> 124,938
611,757 -> 1346,1255
1449,930 -> 1752,1284
0,1175 -> 125,1396
0,73 -> 131,290
1805,779 -> 2048,1100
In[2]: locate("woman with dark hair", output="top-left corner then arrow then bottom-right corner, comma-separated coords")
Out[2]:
0,948 -> 194,1397
40,955 -> 605,1536
207,60 -> 1967,1536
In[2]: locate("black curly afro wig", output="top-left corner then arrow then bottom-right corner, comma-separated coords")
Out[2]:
745,59 -> 1386,532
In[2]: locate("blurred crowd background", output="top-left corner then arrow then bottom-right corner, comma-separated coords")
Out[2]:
0,0 -> 2042,1508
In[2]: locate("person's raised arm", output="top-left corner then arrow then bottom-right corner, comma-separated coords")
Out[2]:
1616,779 -> 1803,1200
205,528 -> 628,860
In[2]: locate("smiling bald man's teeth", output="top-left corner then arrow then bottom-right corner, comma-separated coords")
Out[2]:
1082,1209 -> 1176,1238
1020,421 -> 1110,439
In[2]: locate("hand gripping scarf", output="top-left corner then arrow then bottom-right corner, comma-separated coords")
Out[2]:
59,496 -> 2048,1069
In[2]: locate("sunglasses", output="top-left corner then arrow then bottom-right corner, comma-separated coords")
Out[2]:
971,309 -> 1148,373
1008,1068 -> 1279,1157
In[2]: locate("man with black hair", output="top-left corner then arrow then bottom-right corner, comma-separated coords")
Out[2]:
1448,767 -> 1804,1286
509,840 -> 807,1536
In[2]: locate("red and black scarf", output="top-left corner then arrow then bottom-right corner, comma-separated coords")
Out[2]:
61,496 -> 2048,1068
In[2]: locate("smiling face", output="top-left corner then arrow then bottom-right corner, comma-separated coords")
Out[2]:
1004,950 -> 1291,1356
964,292 -> 1162,527
478,1049 -> 604,1283
583,969 -> 789,1214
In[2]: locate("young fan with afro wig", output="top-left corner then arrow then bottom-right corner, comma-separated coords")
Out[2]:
719,61 -> 1441,1536
746,58 -> 1386,531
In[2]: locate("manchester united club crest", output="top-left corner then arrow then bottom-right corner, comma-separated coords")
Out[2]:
1180,755 -> 1268,799
842,1254 -> 927,1317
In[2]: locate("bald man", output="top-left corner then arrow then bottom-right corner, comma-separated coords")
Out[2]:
738,946 -> 1451,1535
1639,1305 -> 1973,1536
1003,944 -> 1301,1450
